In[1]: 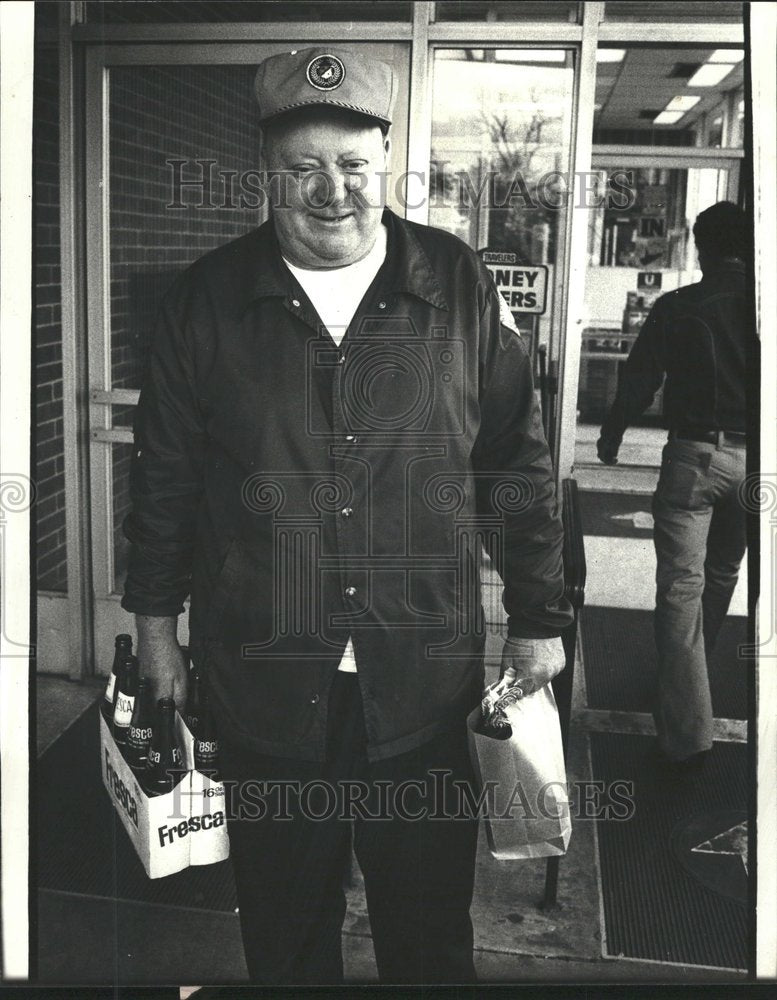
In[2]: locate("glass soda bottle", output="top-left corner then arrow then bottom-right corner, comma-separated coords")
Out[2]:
193,692 -> 221,780
112,653 -> 139,752
144,697 -> 185,797
102,634 -> 132,722
126,676 -> 154,774
184,668 -> 204,737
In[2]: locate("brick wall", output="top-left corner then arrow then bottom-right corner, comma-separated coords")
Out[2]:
34,44 -> 67,592
107,64 -> 263,589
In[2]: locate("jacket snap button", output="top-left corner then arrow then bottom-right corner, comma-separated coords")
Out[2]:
341,507 -> 353,518
310,693 -> 319,705
378,301 -> 387,309
345,586 -> 357,598
345,434 -> 359,443
291,298 -> 300,308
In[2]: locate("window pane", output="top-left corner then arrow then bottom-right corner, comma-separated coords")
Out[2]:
34,36 -> 67,594
604,2 -> 743,22
435,2 -> 579,22
430,48 -> 574,367
86,1 -> 412,23
109,65 -> 263,393
594,46 -> 744,148
575,164 -> 737,465
113,442 -> 133,595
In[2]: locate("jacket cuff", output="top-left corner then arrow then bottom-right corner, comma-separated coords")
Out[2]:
120,593 -> 185,618
506,610 -> 573,640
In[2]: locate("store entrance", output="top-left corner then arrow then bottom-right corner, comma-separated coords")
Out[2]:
574,153 -> 741,487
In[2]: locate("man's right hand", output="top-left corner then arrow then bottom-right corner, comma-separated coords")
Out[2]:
135,615 -> 189,707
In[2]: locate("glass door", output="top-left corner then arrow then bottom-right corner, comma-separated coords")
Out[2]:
427,46 -> 577,453
575,154 -> 741,475
85,43 -> 410,656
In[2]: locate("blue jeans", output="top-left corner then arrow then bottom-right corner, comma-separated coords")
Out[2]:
651,434 -> 747,759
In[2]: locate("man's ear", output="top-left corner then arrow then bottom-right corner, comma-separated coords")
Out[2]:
383,132 -> 391,162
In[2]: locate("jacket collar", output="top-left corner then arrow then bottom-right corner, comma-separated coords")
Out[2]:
243,208 -> 448,312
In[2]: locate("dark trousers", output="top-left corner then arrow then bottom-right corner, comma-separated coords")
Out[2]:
219,671 -> 479,985
652,435 -> 747,758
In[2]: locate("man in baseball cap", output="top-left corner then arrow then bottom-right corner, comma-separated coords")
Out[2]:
123,45 -> 571,986
254,46 -> 396,130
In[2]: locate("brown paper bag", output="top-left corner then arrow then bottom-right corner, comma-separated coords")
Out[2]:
467,683 -> 572,860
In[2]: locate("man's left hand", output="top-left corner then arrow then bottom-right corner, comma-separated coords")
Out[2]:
499,636 -> 566,696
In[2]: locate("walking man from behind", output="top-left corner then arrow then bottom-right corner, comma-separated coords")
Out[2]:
598,201 -> 754,773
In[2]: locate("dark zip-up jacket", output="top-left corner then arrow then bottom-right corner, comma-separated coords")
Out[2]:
601,261 -> 751,445
122,209 -> 572,761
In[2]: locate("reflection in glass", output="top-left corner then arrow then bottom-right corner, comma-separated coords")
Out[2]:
89,2 -> 412,23
594,47 -> 744,148
430,49 -> 574,364
435,2 -> 579,22
113,443 -> 134,595
604,2 -> 743,22
109,65 -> 262,393
577,166 -> 733,441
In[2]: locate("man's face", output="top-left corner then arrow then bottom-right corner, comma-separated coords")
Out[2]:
262,113 -> 390,269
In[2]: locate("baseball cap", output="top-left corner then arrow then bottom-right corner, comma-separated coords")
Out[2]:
254,47 -> 396,129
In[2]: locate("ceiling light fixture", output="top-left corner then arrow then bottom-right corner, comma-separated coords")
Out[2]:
597,49 -> 625,63
687,63 -> 735,87
665,95 -> 701,112
709,49 -> 744,63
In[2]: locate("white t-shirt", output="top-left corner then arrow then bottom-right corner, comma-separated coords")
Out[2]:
282,225 -> 388,672
283,224 -> 387,347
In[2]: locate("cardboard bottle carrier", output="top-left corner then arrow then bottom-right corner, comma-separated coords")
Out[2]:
99,710 -> 230,879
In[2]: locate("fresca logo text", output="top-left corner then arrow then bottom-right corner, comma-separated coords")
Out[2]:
158,812 -> 226,848
104,748 -> 139,827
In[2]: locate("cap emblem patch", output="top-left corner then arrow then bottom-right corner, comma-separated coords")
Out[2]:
306,54 -> 346,91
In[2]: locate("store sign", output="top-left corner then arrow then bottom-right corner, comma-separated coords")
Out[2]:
481,252 -> 548,315
638,216 -> 666,238
637,271 -> 663,290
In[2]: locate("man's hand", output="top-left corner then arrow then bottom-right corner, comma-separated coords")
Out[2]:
135,615 -> 188,707
499,636 -> 566,697
596,435 -> 619,466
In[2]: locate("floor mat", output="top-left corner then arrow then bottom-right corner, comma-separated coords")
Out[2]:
590,733 -> 748,970
582,607 -> 748,720
36,701 -> 237,911
579,491 -> 654,538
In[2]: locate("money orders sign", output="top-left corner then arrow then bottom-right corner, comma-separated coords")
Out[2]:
481,251 -> 548,315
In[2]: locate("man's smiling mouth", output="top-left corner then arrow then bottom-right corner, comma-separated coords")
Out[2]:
311,212 -> 354,224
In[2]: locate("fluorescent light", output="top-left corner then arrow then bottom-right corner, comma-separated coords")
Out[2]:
597,49 -> 625,63
709,49 -> 744,63
687,63 -> 735,87
654,111 -> 685,125
665,95 -> 701,112
494,49 -> 566,63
